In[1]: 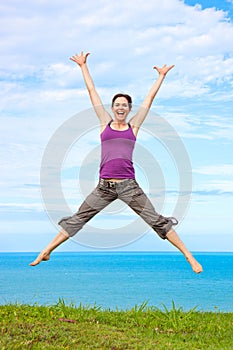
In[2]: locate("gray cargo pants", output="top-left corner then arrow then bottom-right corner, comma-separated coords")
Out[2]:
58,178 -> 178,240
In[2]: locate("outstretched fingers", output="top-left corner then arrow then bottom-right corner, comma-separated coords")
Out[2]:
153,64 -> 175,76
69,51 -> 90,65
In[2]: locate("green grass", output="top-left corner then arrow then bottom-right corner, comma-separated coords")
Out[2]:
0,300 -> 232,349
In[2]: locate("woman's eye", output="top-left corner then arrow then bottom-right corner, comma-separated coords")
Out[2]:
114,104 -> 128,108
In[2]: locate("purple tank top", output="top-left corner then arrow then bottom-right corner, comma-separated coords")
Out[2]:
100,121 -> 136,179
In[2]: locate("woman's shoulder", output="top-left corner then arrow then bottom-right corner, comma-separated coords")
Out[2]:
100,120 -> 113,134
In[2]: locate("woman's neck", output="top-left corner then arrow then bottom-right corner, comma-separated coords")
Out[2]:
111,120 -> 129,130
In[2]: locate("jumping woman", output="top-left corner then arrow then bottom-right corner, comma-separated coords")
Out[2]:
30,51 -> 203,273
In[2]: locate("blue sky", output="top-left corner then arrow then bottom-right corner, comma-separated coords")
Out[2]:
1,0 -> 233,252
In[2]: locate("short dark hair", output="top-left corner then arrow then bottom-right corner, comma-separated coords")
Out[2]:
111,93 -> 132,108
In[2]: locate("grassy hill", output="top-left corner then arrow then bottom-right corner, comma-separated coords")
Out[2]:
1,300 -> 232,349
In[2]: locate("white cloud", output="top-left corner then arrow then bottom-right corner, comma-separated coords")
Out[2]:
0,202 -> 43,212
1,1 -> 232,72
193,164 -> 233,176
193,180 -> 233,194
1,0 -> 233,111
192,164 -> 233,194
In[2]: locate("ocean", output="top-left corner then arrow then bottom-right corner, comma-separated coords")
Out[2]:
0,252 -> 232,312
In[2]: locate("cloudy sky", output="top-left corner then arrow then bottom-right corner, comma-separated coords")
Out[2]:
1,0 -> 233,252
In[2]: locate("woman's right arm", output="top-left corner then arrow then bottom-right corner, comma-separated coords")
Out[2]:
70,51 -> 111,127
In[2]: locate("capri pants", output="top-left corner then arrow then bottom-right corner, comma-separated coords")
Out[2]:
58,178 -> 178,239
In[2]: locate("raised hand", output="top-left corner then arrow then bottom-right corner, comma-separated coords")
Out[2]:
70,51 -> 90,66
153,64 -> 175,76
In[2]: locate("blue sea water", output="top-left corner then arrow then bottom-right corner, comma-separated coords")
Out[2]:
0,252 -> 232,312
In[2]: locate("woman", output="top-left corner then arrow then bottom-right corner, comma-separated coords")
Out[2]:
30,51 -> 203,273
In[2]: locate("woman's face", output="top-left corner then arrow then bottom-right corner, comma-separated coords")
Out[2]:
111,97 -> 131,122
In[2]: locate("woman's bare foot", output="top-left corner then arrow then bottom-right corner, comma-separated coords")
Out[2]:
186,255 -> 203,274
30,250 -> 51,266
29,230 -> 69,266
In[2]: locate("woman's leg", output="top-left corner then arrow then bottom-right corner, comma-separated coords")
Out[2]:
121,180 -> 203,273
30,182 -> 117,266
166,229 -> 203,273
30,229 -> 69,266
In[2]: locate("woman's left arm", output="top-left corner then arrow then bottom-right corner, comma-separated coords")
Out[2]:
130,64 -> 174,136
